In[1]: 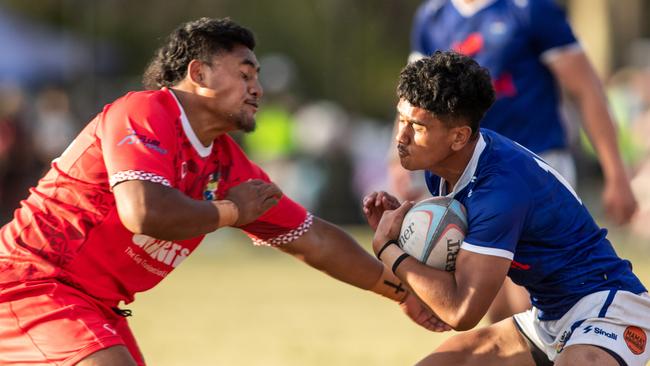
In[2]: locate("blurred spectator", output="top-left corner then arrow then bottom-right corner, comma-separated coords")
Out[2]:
348,117 -> 393,201
292,100 -> 361,223
32,87 -> 77,171
0,84 -> 34,222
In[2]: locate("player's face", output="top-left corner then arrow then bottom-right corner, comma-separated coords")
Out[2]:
197,45 -> 263,132
395,99 -> 456,171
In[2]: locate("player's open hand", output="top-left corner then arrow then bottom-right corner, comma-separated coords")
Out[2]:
226,179 -> 282,227
362,191 -> 401,231
372,200 -> 413,252
400,292 -> 452,332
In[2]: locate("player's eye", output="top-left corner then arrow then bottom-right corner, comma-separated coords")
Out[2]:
241,72 -> 250,81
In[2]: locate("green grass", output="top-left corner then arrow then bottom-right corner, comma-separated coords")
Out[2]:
128,226 -> 650,366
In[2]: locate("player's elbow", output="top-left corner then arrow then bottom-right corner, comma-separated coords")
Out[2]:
451,315 -> 481,331
117,201 -> 151,235
444,308 -> 483,331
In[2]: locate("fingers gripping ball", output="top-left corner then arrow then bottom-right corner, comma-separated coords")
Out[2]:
398,197 -> 467,271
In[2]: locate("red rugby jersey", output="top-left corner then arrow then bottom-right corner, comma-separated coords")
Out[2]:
0,88 -> 310,304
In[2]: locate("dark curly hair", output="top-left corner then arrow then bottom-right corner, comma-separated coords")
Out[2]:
397,50 -> 495,136
143,17 -> 255,89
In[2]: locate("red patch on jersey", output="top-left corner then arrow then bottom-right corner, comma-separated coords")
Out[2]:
510,260 -> 531,270
624,326 -> 646,355
493,73 -> 517,98
452,33 -> 484,56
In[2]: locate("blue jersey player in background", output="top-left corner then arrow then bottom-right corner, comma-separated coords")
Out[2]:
388,0 -> 639,324
364,51 -> 649,366
407,0 -> 636,223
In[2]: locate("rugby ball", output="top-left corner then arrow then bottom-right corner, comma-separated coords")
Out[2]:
398,197 -> 467,271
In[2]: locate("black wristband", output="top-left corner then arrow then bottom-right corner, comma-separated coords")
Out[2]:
391,253 -> 411,274
376,239 -> 399,260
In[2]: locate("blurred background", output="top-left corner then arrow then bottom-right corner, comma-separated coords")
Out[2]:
0,1 -> 649,365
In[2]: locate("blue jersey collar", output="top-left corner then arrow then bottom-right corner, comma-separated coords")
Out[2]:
439,133 -> 486,196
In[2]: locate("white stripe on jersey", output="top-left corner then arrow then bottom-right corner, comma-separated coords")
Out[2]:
461,241 -> 514,260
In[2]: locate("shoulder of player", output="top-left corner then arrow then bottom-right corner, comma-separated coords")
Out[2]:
104,89 -> 179,122
472,155 -> 533,204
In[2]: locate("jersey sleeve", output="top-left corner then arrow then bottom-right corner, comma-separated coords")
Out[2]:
527,0 -> 579,61
100,91 -> 179,189
216,135 -> 311,247
461,172 -> 531,260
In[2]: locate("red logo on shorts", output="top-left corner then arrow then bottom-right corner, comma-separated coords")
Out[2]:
624,326 -> 646,355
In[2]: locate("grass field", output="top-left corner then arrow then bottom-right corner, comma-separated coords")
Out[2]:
128,226 -> 650,366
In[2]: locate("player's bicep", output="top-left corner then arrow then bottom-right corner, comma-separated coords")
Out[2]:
454,249 -> 512,315
113,179 -> 185,233
546,50 -> 598,96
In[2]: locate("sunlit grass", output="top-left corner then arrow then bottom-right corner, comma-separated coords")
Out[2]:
128,226 -> 649,366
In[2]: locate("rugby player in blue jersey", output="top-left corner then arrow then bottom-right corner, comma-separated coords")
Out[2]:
365,50 -> 649,366
389,0 -> 639,324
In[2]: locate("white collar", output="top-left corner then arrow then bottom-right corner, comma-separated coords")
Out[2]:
168,89 -> 213,158
440,133 -> 486,196
451,0 -> 498,17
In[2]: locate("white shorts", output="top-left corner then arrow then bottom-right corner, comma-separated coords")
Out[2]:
539,149 -> 576,189
514,290 -> 650,366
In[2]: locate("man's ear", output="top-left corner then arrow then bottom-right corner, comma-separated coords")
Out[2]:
450,125 -> 473,151
187,59 -> 205,87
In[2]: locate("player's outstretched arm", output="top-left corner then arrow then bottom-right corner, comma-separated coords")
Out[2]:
548,50 -> 637,224
278,216 -> 449,332
113,179 -> 280,240
372,202 -> 510,331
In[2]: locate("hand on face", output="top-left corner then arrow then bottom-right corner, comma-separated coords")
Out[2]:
225,179 -> 282,226
362,191 -> 401,231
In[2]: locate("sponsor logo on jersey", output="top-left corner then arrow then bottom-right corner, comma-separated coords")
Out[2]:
583,326 -> 618,340
103,323 -> 117,335
203,171 -> 220,201
117,128 -> 168,154
130,234 -> 190,268
624,326 -> 647,355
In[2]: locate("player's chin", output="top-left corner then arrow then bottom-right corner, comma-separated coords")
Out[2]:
399,157 -> 419,171
237,116 -> 257,133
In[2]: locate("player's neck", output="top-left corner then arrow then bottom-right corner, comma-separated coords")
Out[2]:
170,87 -> 232,146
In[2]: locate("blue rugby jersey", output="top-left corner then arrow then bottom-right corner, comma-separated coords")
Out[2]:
424,129 -> 646,320
411,0 -> 579,153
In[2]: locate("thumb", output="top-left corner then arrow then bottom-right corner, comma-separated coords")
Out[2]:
393,200 -> 414,218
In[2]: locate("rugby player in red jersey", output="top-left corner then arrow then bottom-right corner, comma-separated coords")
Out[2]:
0,18 -> 445,365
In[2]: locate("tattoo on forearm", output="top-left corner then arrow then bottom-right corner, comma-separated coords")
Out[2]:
384,280 -> 406,294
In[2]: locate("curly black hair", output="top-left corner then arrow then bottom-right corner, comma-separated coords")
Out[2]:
397,50 -> 495,135
143,17 -> 255,89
